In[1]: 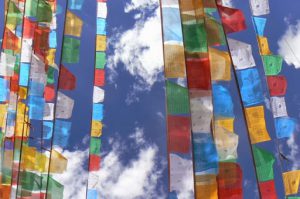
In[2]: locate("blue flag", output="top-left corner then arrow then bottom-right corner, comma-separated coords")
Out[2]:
0,78 -> 9,102
237,68 -> 264,106
87,189 -> 98,199
43,121 -> 53,139
162,7 -> 183,42
53,120 -> 72,148
28,96 -> 45,120
97,18 -> 106,35
275,117 -> 296,139
212,84 -> 234,117
253,17 -> 267,36
92,103 -> 103,121
68,0 -> 85,10
19,63 -> 30,86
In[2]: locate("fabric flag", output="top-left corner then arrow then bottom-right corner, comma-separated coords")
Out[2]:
96,35 -> 106,51
69,0 -> 85,10
50,150 -> 68,173
164,44 -> 186,78
215,118 -> 234,133
0,78 -> 9,102
43,121 -> 53,139
214,126 -> 238,161
208,47 -> 231,81
186,57 -> 211,90
218,5 -> 246,34
47,66 -> 56,84
227,38 -> 255,69
270,97 -> 288,118
21,39 -> 33,63
94,69 -> 105,86
95,52 -> 106,69
237,68 -> 264,106
65,11 -> 83,37
29,81 -> 45,96
253,17 -> 267,36
87,189 -> 98,199
0,52 -> 16,76
257,36 -> 271,55
245,106 -> 270,144
267,76 -> 287,96
24,18 -> 37,39
217,162 -> 243,198
212,84 -> 234,117
97,2 -> 107,18
92,103 -> 104,121
275,117 -> 296,139
91,120 -> 103,137
259,180 -> 277,199
44,175 -> 64,199
205,16 -> 226,46
22,146 -> 36,170
62,37 -> 80,63
89,155 -> 101,171
25,0 -> 38,17
253,146 -> 275,182
6,1 -> 22,31
3,28 -> 20,51
44,85 -> 55,101
195,175 -> 218,198
37,0 -> 53,22
162,7 -> 183,42
33,26 -> 50,56
93,86 -> 105,103
167,115 -> 191,153
250,0 -> 270,16
166,81 -> 190,115
282,170 -> 300,196
193,133 -> 219,174
59,65 -> 76,90
56,92 -> 74,119
97,18 -> 106,35
262,55 -> 283,75
30,54 -> 47,84
43,103 -> 54,120
169,153 -> 194,193
183,20 -> 207,53
90,137 -> 101,155
53,120 -> 72,148
190,93 -> 213,133
20,171 -> 42,191
28,96 -> 45,120
46,48 -> 56,65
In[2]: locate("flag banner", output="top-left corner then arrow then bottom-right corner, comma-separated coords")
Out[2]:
166,81 -> 190,115
250,0 -> 270,16
262,55 -> 283,76
215,118 -> 234,133
208,47 -> 231,81
253,146 -> 275,182
267,76 -> 287,96
183,20 -> 208,53
218,5 -> 247,33
253,17 -> 267,36
275,117 -> 296,139
212,84 -> 234,117
257,36 -> 272,55
205,16 -> 226,46
163,43 -> 186,78
186,57 -> 211,90
259,180 -> 278,199
65,11 -> 83,37
162,7 -> 183,42
282,170 -> 300,196
270,97 -> 288,118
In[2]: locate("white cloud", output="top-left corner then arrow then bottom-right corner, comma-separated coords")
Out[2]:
108,1 -> 164,90
278,20 -> 300,68
129,127 -> 146,145
286,133 -> 300,170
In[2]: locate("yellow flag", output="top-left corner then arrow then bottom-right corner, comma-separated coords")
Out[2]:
46,48 -> 56,65
18,86 -> 27,100
96,35 -> 106,51
0,104 -> 8,129
50,150 -> 67,173
209,47 -> 231,81
283,170 -> 300,195
245,106 -> 271,144
195,175 -> 218,199
215,118 -> 234,133
22,146 -> 36,170
91,120 -> 103,137
35,152 -> 49,172
65,11 -> 83,37
164,44 -> 186,78
257,36 -> 271,55
15,102 -> 28,137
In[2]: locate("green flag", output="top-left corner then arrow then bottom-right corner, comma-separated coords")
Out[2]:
166,81 -> 190,115
37,0 -> 53,22
7,2 -> 22,29
95,52 -> 106,69
253,146 -> 275,182
183,20 -> 207,53
25,0 -> 38,18
262,55 -> 283,75
42,175 -> 64,199
47,66 -> 56,84
90,137 -> 101,155
21,171 -> 42,191
62,37 -> 81,63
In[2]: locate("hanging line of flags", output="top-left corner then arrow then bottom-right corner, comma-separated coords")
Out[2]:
250,0 -> 300,197
86,0 -> 107,198
160,0 -> 195,198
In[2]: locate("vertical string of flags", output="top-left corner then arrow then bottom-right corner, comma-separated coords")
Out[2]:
249,0 -> 300,197
160,0 -> 195,198
86,0 -> 107,198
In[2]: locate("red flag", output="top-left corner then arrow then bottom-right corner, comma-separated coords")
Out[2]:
24,17 -> 37,39
89,155 -> 101,171
44,84 -> 55,102
259,180 -> 277,199
168,115 -> 191,154
34,25 -> 50,58
218,6 -> 246,34
267,76 -> 287,96
3,28 -> 19,51
186,58 -> 211,90
94,69 -> 105,87
59,65 -> 76,90
217,162 -> 243,199
10,74 -> 19,92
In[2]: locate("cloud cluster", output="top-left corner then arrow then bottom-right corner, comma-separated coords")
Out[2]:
278,20 -> 300,69
108,0 -> 164,94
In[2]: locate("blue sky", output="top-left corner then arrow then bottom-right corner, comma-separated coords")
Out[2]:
2,0 -> 300,198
